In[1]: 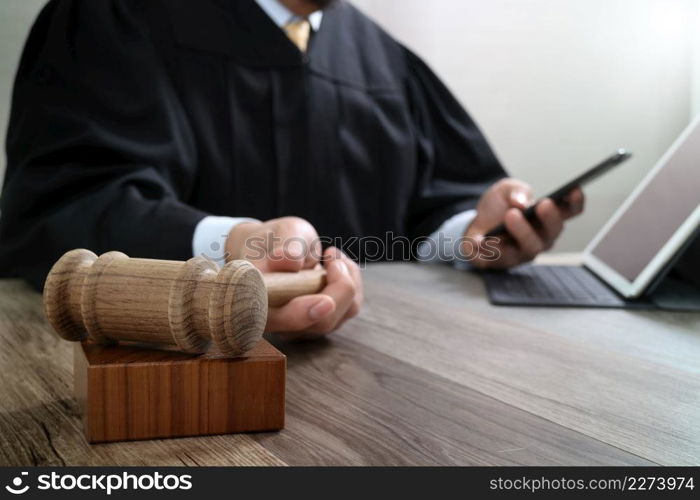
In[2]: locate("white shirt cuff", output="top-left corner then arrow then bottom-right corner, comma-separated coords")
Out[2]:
192,216 -> 260,266
416,209 -> 477,264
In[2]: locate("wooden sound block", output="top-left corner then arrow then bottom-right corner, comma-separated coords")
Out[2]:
74,339 -> 285,443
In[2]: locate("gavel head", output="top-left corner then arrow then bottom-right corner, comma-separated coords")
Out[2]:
43,249 -> 269,357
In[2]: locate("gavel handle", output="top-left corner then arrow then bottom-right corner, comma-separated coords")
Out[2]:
264,269 -> 327,307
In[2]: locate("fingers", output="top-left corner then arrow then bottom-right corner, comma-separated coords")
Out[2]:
468,178 -> 535,238
493,178 -> 533,209
339,251 -> 363,320
266,247 -> 362,337
507,182 -> 534,210
266,238 -> 307,272
469,179 -> 585,271
305,238 -> 323,269
560,187 -> 585,219
260,217 -> 322,272
503,208 -> 545,261
535,198 -> 564,249
473,198 -> 570,270
307,248 -> 357,334
471,235 -> 521,269
266,294 -> 336,332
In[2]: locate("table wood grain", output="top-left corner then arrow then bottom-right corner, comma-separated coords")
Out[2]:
1,257 -> 698,465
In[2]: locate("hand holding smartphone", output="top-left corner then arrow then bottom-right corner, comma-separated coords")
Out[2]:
484,149 -> 632,238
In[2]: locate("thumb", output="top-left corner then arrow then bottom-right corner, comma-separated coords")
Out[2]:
509,189 -> 531,209
266,294 -> 336,332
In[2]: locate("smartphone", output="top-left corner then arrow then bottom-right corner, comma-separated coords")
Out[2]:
484,149 -> 632,238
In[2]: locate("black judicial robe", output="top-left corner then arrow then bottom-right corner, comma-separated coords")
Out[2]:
0,0 -> 506,289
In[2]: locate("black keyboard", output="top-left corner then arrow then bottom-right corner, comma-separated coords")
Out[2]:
482,265 -> 628,307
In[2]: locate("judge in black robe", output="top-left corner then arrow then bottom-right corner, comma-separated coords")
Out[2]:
0,0 -> 582,308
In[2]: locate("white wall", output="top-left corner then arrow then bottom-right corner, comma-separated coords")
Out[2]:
354,0 -> 697,250
1,0 -> 698,250
692,0 -> 700,117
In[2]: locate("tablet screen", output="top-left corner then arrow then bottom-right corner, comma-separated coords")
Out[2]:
587,118 -> 700,287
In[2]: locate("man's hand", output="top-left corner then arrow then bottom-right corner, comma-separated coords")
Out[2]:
266,247 -> 362,338
464,179 -> 584,269
225,216 -> 363,337
226,216 -> 321,273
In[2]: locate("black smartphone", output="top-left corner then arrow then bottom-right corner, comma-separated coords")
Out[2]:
484,149 -> 632,238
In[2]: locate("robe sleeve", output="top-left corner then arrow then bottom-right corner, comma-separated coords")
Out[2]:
403,48 -> 508,240
0,0 -> 207,289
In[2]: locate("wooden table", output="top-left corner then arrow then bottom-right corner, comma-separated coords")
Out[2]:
1,257 -> 699,466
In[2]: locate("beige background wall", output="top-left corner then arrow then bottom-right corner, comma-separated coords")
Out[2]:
1,0 -> 698,250
353,0 -> 699,250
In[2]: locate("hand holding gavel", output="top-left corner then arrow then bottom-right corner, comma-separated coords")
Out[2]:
43,249 -> 333,357
226,217 -> 362,337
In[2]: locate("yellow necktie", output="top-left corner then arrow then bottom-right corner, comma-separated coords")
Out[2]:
283,18 -> 311,52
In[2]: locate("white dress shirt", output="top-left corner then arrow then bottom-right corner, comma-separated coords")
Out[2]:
192,0 -> 477,265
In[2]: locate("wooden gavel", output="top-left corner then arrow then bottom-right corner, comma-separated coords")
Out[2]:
43,249 -> 326,357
